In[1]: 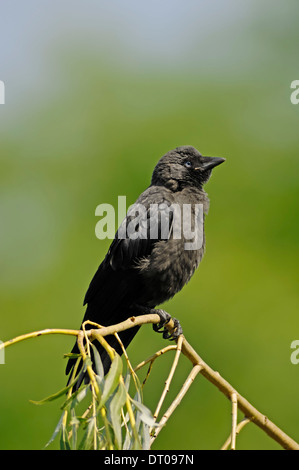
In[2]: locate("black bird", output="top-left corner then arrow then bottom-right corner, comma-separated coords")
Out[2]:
66,145 -> 225,386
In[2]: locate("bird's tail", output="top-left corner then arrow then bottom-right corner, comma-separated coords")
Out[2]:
65,261 -> 142,389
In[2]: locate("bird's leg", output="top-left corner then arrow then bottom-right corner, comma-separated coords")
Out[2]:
133,305 -> 183,340
159,315 -> 183,340
153,309 -> 183,340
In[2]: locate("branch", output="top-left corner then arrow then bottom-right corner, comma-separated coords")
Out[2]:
1,313 -> 298,450
0,328 -> 79,350
230,392 -> 238,450
150,363 -> 203,445
176,334 -> 299,450
221,418 -> 251,450
153,335 -> 183,421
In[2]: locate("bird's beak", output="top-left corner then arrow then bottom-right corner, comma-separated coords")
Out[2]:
196,156 -> 226,171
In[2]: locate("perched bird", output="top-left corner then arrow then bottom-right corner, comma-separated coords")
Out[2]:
66,145 -> 225,386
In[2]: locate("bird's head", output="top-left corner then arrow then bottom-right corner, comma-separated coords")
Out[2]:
151,145 -> 225,190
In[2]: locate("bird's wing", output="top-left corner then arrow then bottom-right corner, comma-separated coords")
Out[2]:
83,187 -> 174,305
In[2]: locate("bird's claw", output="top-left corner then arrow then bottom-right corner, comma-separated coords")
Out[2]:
153,309 -> 171,332
167,317 -> 183,340
153,310 -> 183,341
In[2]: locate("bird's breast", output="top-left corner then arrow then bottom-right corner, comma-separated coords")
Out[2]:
136,237 -> 205,307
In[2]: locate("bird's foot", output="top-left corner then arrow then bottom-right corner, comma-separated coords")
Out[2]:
132,304 -> 183,341
153,309 -> 183,341
153,309 -> 171,333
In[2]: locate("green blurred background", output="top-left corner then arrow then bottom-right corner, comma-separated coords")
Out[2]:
0,0 -> 298,450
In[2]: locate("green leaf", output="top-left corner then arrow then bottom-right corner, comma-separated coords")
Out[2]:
124,370 -> 131,391
122,424 -> 131,450
72,384 -> 89,408
70,408 -> 79,450
110,381 -> 127,449
95,374 -> 104,393
141,422 -> 151,450
133,388 -> 143,405
130,399 -> 159,428
78,416 -> 97,450
61,384 -> 89,411
30,379 -> 79,405
131,388 -> 143,434
90,343 -> 104,379
98,354 -> 123,408
60,423 -> 71,450
44,411 -> 65,448
31,354 -> 92,406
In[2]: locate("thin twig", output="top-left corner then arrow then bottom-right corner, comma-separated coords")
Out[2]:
89,314 -> 161,342
77,332 -> 99,397
174,331 -> 299,450
151,364 -> 203,445
0,328 -> 79,350
134,345 -> 177,372
231,392 -> 238,450
126,395 -> 141,448
114,332 -> 139,392
1,313 -> 299,450
221,417 -> 251,450
153,335 -> 183,421
134,344 -> 177,389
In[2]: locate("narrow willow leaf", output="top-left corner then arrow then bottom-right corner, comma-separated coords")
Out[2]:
71,385 -> 89,408
90,343 -> 104,379
123,418 -> 142,451
30,379 -> 79,405
133,388 -> 143,404
95,374 -> 104,394
131,399 -> 159,427
141,422 -> 151,450
60,423 -> 71,450
132,388 -> 143,434
98,354 -> 123,408
78,417 -> 97,450
70,408 -> 78,450
110,381 -> 127,449
123,426 -> 131,450
124,371 -> 131,391
132,432 -> 142,450
120,406 -> 131,449
31,356 -> 90,406
135,377 -> 143,399
61,384 -> 89,411
44,411 -> 65,448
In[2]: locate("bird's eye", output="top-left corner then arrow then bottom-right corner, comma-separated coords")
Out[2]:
184,161 -> 192,168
